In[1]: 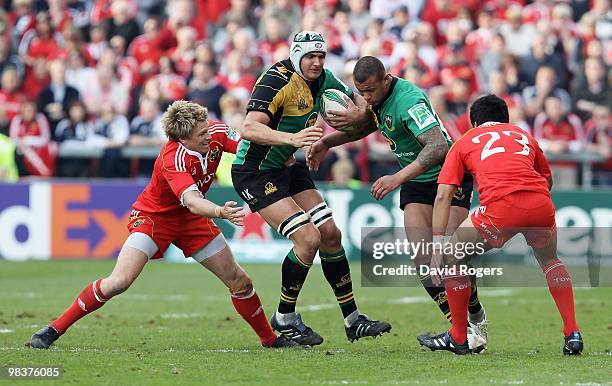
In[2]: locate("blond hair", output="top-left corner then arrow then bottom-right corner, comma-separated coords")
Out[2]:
162,100 -> 208,141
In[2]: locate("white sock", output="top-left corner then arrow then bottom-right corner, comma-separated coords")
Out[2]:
275,311 -> 297,326
344,310 -> 360,328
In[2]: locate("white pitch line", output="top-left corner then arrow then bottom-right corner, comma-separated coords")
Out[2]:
160,313 -> 204,319
478,289 -> 517,297
124,294 -> 191,301
387,296 -> 429,305
0,328 -> 13,333
301,304 -> 337,312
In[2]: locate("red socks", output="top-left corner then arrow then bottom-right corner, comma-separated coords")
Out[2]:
50,279 -> 109,335
543,259 -> 579,336
444,274 -> 471,345
230,289 -> 277,346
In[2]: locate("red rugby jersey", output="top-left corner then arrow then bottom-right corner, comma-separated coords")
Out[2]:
438,122 -> 551,205
133,121 -> 239,213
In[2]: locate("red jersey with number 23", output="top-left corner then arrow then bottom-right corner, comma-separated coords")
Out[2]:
438,122 -> 551,205
133,121 -> 240,214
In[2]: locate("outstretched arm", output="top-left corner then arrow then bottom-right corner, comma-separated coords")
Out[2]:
183,191 -> 244,226
240,111 -> 322,148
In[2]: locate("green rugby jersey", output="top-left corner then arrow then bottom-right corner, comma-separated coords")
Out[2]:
234,59 -> 353,170
372,76 -> 452,182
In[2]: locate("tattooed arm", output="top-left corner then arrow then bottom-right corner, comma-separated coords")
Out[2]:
396,126 -> 449,183
306,112 -> 377,171
370,126 -> 449,200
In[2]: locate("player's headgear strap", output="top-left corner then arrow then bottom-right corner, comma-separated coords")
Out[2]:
290,31 -> 327,79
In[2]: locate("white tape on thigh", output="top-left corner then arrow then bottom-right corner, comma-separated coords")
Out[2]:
124,232 -> 159,259
277,211 -> 311,238
191,233 -> 228,263
307,202 -> 333,228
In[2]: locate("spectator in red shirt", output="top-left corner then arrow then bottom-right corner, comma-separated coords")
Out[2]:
82,65 -> 130,116
156,0 -> 207,52
154,56 -> 187,102
390,40 -> 437,89
22,57 -> 49,99
465,9 -> 496,66
217,51 -> 256,97
9,100 -> 57,176
421,0 -> 457,45
534,95 -> 584,153
0,66 -> 27,129
85,24 -> 109,63
584,104 -> 612,185
8,0 -> 36,50
533,95 -> 584,188
18,11 -> 61,66
258,15 -> 290,67
167,26 -> 197,79
127,17 -> 165,81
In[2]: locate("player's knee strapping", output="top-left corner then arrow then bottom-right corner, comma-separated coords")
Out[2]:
277,211 -> 311,239
320,248 -> 357,318
307,202 -> 333,228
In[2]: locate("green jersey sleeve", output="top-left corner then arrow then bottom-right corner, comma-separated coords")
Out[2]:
399,99 -> 441,137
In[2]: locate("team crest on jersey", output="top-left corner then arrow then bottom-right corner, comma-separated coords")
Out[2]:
298,97 -> 308,110
381,131 -> 397,151
132,219 -> 145,228
209,147 -> 221,161
453,187 -> 465,201
191,166 -> 197,176
384,115 -> 394,131
264,182 -> 278,195
306,112 -> 318,128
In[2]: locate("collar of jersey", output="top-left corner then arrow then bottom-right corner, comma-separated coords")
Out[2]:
476,121 -> 502,128
178,142 -> 208,173
373,75 -> 399,117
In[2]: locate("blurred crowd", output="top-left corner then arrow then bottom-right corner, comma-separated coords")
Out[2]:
0,0 -> 610,187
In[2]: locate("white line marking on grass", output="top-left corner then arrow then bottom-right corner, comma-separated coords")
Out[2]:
387,296 -> 429,304
124,294 -> 190,301
0,292 -> 41,299
478,289 -> 517,297
301,304 -> 337,311
386,290 -> 516,306
160,313 -> 204,319
0,328 -> 13,333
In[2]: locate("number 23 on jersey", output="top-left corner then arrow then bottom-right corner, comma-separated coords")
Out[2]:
472,130 -> 530,160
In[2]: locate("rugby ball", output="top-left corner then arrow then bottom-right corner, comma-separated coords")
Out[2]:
320,89 -> 355,131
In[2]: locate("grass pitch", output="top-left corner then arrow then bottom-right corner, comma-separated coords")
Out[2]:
0,260 -> 610,385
